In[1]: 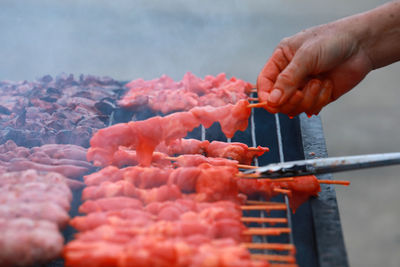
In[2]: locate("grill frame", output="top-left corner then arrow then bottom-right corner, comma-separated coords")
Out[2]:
43,100 -> 348,267
197,106 -> 348,267
299,114 -> 349,267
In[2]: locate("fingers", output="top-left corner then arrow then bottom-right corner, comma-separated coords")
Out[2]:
267,46 -> 312,107
257,48 -> 290,103
274,79 -> 333,117
285,79 -> 320,117
308,79 -> 333,115
278,90 -> 304,115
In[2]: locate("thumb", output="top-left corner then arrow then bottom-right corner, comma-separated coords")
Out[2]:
268,48 -> 313,107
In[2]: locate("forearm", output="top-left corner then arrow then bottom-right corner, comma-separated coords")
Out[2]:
354,0 -> 400,69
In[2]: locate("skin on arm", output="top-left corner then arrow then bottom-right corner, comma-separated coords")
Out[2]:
257,0 -> 400,117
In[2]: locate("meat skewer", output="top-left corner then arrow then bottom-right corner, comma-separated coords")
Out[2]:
251,254 -> 297,264
243,243 -> 295,252
0,169 -> 73,266
64,236 -> 270,267
243,228 -> 291,236
165,154 -> 255,169
119,72 -> 253,114
83,163 -> 348,212
87,99 -> 252,166
241,217 -> 288,224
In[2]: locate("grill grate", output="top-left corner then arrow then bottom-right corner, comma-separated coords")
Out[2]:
194,102 -> 348,266
45,96 -> 348,267
195,95 -> 296,265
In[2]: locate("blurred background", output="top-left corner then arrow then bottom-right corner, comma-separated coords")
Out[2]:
1,0 -> 399,266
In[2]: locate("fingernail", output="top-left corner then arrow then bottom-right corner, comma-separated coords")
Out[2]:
268,89 -> 282,104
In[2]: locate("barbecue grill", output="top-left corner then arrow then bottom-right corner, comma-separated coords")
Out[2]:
38,88 -> 348,267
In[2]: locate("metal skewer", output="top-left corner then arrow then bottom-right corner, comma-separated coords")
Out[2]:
243,152 -> 400,179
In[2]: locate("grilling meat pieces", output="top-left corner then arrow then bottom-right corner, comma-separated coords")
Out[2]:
0,140 -> 92,188
0,170 -> 73,266
87,99 -> 253,166
0,74 -> 124,147
119,72 -> 253,114
0,218 -> 64,267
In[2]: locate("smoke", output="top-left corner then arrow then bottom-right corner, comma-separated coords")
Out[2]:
0,0 -> 385,82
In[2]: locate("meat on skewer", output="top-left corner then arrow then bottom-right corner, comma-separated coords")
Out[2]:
83,165 -> 173,187
82,182 -> 183,205
119,72 -> 253,114
64,236 -> 269,267
166,154 -> 239,168
206,141 -> 269,165
94,139 -> 267,169
156,138 -> 209,156
87,100 -> 252,166
191,99 -> 251,139
0,218 -> 64,267
79,197 -> 143,214
0,140 -> 93,183
0,202 -> 70,229
82,163 -> 329,212
72,200 -> 243,233
82,164 -> 243,204
73,216 -> 247,243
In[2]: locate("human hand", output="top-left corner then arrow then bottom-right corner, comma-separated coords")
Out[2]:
257,21 -> 373,117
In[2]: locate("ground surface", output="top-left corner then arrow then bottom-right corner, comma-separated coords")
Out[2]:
1,1 -> 399,266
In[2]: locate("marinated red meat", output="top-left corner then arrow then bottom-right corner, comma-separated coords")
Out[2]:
87,123 -> 135,166
79,197 -> 143,214
83,166 -> 123,186
119,72 -> 252,114
112,146 -> 170,168
8,158 -> 89,180
282,175 -> 321,212
123,166 -> 173,189
0,170 -> 72,266
167,167 -> 202,193
191,99 -> 251,138
195,164 -> 241,203
237,179 -> 277,200
87,101 -> 254,166
207,141 -> 269,165
84,165 -> 173,188
0,140 -> 93,182
156,139 -> 209,155
171,154 -> 239,168
64,236 -> 268,267
70,209 -> 155,232
82,182 -> 182,204
0,218 -> 64,267
0,202 -> 69,229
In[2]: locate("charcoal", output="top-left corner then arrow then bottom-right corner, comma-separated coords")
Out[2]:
39,96 -> 58,103
15,109 -> 26,127
0,74 -> 125,147
113,108 -> 135,123
0,105 -> 11,115
46,87 -> 62,96
55,130 -> 73,145
1,127 -> 42,147
39,75 -> 53,83
94,101 -> 115,115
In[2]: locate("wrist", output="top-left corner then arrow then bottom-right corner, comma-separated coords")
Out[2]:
352,1 -> 400,69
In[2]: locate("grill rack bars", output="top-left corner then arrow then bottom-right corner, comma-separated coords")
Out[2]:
250,95 -> 269,253
242,98 -> 297,265
274,113 -> 295,246
43,86 -> 347,267
198,98 -> 297,265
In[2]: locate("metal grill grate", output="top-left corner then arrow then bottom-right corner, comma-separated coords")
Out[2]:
192,101 -> 348,266
45,96 -> 348,267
